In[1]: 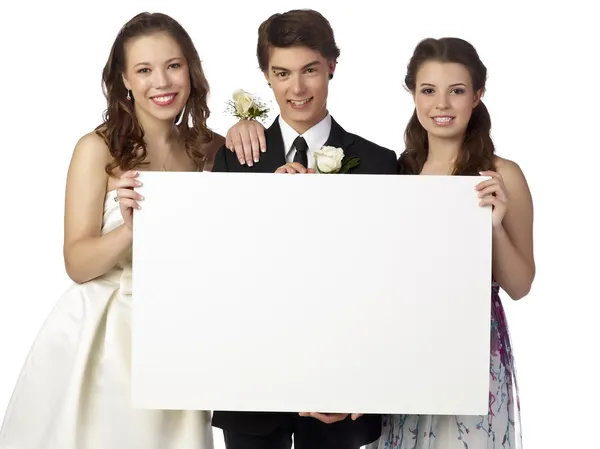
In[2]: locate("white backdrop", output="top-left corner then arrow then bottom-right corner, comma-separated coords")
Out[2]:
0,1 -> 597,448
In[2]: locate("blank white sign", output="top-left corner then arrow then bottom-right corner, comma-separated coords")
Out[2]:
131,171 -> 492,416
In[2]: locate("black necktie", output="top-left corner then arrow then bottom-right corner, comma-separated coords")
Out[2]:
293,136 -> 308,167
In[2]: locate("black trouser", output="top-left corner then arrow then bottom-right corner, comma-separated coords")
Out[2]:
222,414 -> 380,449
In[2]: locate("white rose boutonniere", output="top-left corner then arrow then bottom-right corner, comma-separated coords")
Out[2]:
226,89 -> 270,122
314,146 -> 360,174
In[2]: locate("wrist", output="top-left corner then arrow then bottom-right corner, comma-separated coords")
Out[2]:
119,223 -> 134,241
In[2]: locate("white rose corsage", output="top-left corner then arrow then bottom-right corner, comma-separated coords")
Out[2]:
314,146 -> 360,174
226,89 -> 270,122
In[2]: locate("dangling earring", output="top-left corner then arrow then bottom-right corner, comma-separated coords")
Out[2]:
267,82 -> 271,88
126,90 -> 131,100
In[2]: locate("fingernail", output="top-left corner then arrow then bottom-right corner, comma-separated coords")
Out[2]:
254,158 -> 259,163
139,195 -> 144,200
135,181 -> 142,186
261,148 -> 266,153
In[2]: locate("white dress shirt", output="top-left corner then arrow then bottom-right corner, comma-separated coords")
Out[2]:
278,114 -> 332,169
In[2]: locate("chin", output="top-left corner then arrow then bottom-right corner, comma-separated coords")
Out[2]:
153,112 -> 180,122
150,106 -> 184,122
293,106 -> 326,122
432,131 -> 464,141
284,110 -> 308,122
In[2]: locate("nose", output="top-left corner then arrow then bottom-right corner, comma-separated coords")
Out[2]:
435,92 -> 450,110
290,74 -> 306,96
154,69 -> 171,89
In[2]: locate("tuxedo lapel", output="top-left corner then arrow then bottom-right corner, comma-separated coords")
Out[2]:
324,117 -> 354,151
324,117 -> 359,172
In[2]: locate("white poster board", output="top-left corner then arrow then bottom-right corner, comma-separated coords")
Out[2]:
131,171 -> 492,415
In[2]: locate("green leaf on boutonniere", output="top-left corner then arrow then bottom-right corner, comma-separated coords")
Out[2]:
225,89 -> 270,123
337,156 -> 360,174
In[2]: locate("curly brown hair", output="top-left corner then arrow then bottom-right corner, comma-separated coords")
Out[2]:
399,37 -> 496,175
95,12 -> 214,174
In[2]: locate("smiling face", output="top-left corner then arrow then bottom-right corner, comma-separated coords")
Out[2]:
264,45 -> 335,134
121,31 -> 191,123
413,60 -> 481,142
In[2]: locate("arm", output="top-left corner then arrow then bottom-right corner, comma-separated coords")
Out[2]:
480,159 -> 535,300
63,133 -> 133,284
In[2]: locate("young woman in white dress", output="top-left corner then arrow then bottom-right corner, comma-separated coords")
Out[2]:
0,12 -> 226,449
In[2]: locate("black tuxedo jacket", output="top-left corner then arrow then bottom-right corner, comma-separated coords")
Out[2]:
210,116 -> 398,443
212,116 -> 398,175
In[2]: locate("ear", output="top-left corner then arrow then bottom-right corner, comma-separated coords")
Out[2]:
263,70 -> 271,86
328,60 -> 337,80
472,88 -> 484,108
122,73 -> 131,91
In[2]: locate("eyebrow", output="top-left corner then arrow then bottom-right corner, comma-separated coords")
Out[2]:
134,57 -> 182,68
271,60 -> 322,72
419,82 -> 467,87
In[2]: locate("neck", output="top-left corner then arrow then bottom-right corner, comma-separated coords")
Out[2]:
426,133 -> 463,165
135,106 -> 179,146
282,108 -> 328,134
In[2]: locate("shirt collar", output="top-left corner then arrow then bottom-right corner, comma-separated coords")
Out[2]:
279,113 -> 332,163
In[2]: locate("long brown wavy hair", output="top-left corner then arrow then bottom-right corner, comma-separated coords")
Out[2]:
95,12 -> 214,174
399,37 -> 496,175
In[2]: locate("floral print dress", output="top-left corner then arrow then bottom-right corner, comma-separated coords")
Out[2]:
370,282 -> 522,449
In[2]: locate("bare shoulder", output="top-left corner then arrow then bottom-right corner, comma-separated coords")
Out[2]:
64,130 -> 115,242
71,130 -> 112,166
66,130 -> 113,194
494,156 -> 530,190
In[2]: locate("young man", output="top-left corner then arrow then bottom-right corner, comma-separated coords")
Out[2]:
211,9 -> 398,449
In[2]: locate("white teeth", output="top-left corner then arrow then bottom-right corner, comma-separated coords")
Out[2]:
153,95 -> 174,103
434,117 -> 452,123
290,98 -> 310,105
